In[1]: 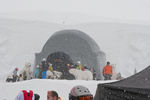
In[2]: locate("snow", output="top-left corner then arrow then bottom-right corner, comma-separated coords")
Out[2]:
0,0 -> 150,99
0,79 -> 115,100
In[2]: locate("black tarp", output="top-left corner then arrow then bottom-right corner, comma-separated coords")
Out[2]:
94,66 -> 150,100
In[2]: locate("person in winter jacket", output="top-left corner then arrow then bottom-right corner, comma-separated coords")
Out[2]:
83,65 -> 88,70
52,65 -> 56,71
23,71 -> 27,80
41,58 -> 49,71
67,64 -> 71,70
48,63 -> 53,72
18,74 -> 24,81
47,90 -> 60,100
92,69 -> 97,80
69,85 -> 93,100
23,63 -> 32,80
42,71 -> 47,79
116,72 -> 124,80
76,61 -> 82,70
13,67 -> 19,82
15,90 -> 40,100
41,58 -> 49,79
38,64 -> 43,79
34,65 -> 40,78
103,61 -> 113,80
81,67 -> 85,71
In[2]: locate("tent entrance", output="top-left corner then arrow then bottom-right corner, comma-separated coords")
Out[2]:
47,51 -> 73,71
46,52 -> 75,79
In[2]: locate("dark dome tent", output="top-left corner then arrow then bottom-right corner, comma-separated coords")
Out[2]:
94,66 -> 150,100
35,29 -> 106,79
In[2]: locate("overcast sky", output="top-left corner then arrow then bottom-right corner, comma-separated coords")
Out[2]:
0,0 -> 150,24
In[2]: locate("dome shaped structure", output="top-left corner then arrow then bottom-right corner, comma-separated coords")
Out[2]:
35,30 -> 106,79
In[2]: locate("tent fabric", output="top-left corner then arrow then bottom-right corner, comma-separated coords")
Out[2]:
94,66 -> 150,100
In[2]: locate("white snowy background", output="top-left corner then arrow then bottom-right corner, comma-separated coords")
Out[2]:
0,0 -> 150,100
0,18 -> 150,80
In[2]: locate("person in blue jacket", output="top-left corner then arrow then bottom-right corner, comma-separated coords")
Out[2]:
34,65 -> 40,78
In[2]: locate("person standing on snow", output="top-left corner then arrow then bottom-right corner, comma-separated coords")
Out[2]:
103,61 -> 113,80
92,68 -> 97,80
13,67 -> 19,82
41,58 -> 48,79
76,61 -> 82,70
48,63 -> 53,72
69,85 -> 93,100
23,63 -> 32,80
38,64 -> 43,79
34,65 -> 40,78
41,58 -> 48,71
18,74 -> 24,81
66,64 -> 71,70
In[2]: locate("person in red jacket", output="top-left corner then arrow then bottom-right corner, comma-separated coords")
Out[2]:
103,61 -> 113,80
15,90 -> 40,100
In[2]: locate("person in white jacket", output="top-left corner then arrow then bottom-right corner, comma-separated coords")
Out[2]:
23,63 -> 32,80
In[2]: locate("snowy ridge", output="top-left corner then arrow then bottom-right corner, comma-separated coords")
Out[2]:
1,0 -> 150,25
1,12 -> 150,26
0,18 -> 150,81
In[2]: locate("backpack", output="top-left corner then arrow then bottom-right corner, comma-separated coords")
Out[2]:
22,90 -> 33,100
34,94 -> 40,100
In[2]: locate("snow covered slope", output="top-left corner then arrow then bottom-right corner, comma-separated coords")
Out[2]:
0,79 -> 114,100
0,18 -> 150,81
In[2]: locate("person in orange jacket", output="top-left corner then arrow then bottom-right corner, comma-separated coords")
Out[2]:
103,61 -> 113,80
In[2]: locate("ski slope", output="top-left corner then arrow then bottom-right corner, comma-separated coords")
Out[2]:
0,79 -> 115,100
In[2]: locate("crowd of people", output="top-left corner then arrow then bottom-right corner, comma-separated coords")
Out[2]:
34,59 -> 95,80
13,61 -> 124,100
15,85 -> 93,100
6,57 -> 123,82
6,62 -> 33,82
